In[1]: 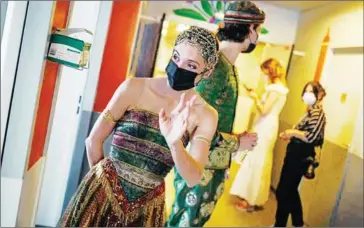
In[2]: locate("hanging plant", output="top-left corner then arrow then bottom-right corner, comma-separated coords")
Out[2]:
173,8 -> 207,21
173,1 -> 269,35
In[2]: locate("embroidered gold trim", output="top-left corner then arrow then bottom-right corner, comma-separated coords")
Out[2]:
95,161 -> 166,226
95,163 -> 123,217
110,158 -> 164,189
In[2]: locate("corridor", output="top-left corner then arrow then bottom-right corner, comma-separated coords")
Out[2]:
1,1 -> 363,227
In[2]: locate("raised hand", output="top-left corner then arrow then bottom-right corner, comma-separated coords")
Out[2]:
159,93 -> 197,146
279,132 -> 289,140
238,131 -> 258,151
243,84 -> 258,100
248,90 -> 258,100
243,83 -> 253,92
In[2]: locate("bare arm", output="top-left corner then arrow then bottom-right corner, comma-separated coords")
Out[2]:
282,109 -> 325,143
170,106 -> 218,187
253,91 -> 279,116
281,129 -> 307,142
86,78 -> 142,167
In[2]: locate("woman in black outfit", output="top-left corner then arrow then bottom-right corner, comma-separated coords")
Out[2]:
274,81 -> 326,227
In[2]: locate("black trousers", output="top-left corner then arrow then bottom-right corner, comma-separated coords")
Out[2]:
274,140 -> 315,227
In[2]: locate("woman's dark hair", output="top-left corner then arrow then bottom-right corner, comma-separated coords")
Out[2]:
302,81 -> 327,101
216,23 -> 259,43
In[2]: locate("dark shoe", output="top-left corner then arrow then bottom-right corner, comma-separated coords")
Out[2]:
246,206 -> 255,213
254,205 -> 264,211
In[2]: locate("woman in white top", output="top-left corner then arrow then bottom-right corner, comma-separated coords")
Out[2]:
230,58 -> 289,212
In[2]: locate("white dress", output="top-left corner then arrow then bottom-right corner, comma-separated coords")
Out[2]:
230,82 -> 289,206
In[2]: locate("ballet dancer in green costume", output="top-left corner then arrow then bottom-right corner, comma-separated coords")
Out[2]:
167,1 -> 266,227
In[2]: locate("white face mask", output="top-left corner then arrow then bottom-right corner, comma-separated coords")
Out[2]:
302,92 -> 317,106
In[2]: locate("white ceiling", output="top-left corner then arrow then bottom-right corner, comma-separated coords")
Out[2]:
263,1 -> 332,12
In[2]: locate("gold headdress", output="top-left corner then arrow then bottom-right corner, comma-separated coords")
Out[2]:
175,26 -> 219,70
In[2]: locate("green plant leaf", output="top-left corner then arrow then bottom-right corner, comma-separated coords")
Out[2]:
260,27 -> 269,35
200,0 -> 214,17
216,0 -> 222,11
173,8 -> 207,21
226,2 -> 234,11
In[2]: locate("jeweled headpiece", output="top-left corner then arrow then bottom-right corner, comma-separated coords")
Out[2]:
175,26 -> 219,70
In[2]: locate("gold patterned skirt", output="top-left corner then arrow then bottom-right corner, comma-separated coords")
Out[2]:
58,157 -> 166,227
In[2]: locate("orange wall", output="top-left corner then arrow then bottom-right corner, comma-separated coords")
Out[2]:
27,1 -> 70,170
93,1 -> 141,112
314,29 -> 330,81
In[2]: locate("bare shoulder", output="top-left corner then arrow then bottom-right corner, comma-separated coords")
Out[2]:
122,77 -> 146,89
115,77 -> 147,95
194,94 -> 218,124
203,103 -> 218,122
111,77 -> 148,107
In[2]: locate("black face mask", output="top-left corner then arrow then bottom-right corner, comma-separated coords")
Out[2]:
241,32 -> 258,54
166,60 -> 199,91
241,43 -> 257,53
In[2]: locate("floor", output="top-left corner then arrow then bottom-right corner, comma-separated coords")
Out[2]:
160,136 -> 352,227
165,161 -> 282,227
35,138 -> 352,227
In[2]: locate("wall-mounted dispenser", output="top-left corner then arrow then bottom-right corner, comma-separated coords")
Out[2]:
47,28 -> 93,70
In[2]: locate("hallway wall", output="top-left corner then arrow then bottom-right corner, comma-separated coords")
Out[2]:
272,1 -> 364,226
279,1 -> 363,126
331,103 -> 363,227
332,153 -> 363,227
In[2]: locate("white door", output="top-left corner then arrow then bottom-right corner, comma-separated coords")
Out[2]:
35,2 -> 101,226
321,48 -> 363,147
1,1 -> 28,156
35,69 -> 88,226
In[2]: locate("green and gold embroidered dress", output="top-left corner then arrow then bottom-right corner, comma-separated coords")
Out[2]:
59,109 -> 189,227
168,53 -> 240,227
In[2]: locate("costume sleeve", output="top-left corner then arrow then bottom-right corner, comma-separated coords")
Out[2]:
204,131 -> 239,169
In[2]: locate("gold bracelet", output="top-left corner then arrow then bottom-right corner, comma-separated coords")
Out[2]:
102,110 -> 117,124
193,135 -> 211,146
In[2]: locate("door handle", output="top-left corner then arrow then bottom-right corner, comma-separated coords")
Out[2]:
342,144 -> 350,149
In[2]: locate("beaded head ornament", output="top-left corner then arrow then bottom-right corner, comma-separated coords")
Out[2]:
174,26 -> 219,71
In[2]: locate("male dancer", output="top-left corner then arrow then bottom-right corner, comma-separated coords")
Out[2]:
168,1 -> 266,227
